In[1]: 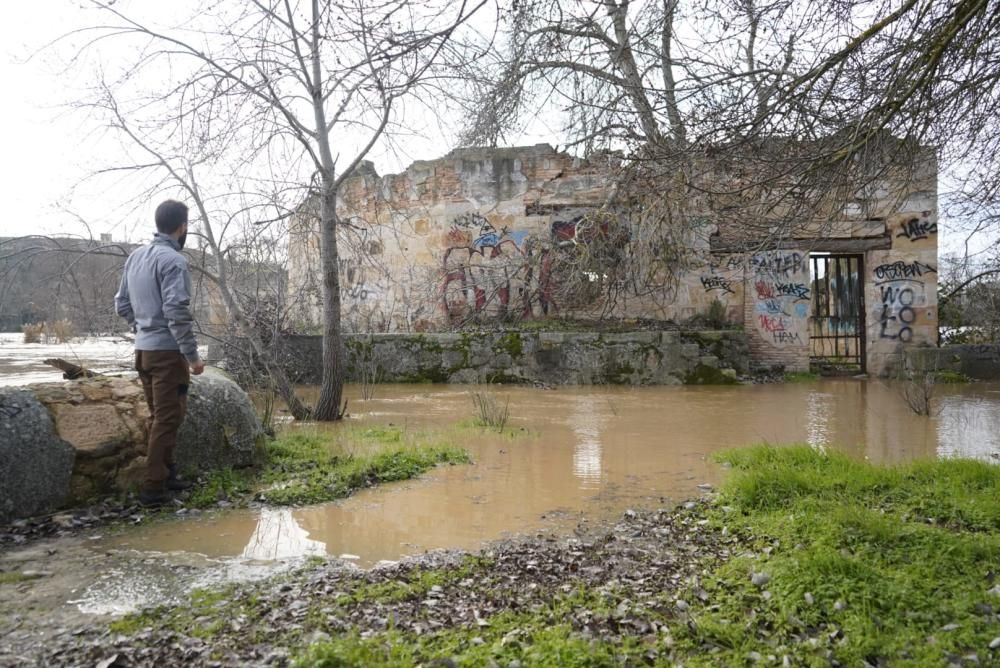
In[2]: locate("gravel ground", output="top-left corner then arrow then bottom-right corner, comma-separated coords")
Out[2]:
1,502 -> 733,667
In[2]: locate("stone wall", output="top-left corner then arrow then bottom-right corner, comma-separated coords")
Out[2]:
0,371 -> 262,523
285,143 -> 938,376
240,330 -> 749,386
904,344 -> 1000,380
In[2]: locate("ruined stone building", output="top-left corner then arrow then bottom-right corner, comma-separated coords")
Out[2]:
287,144 -> 938,376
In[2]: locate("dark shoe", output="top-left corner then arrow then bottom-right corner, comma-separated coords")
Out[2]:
166,465 -> 194,491
138,488 -> 173,507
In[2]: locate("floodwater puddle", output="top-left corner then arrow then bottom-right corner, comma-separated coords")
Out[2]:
3,371 -> 1000,622
86,381 -> 1000,603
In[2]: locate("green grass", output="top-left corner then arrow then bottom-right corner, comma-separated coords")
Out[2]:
670,445 -> 1000,666
453,417 -> 532,439
934,370 -> 972,384
188,428 -> 471,508
0,572 -> 34,585
293,446 -> 1000,666
109,585 -> 260,638
783,371 -> 820,383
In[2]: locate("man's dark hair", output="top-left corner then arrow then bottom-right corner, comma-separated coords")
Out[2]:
154,200 -> 189,234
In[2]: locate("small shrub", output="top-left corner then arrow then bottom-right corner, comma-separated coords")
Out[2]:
21,323 -> 43,343
356,344 -> 384,400
897,360 -> 937,416
46,319 -> 77,343
705,298 -> 729,329
934,369 -> 971,384
471,387 -> 510,432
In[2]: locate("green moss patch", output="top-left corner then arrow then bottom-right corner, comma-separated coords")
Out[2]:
684,363 -> 739,385
189,429 -> 470,508
782,370 -> 819,383
0,572 -> 35,585
934,370 -> 972,384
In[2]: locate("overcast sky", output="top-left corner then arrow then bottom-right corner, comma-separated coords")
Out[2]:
0,2 -> 968,257
0,2 -> 536,243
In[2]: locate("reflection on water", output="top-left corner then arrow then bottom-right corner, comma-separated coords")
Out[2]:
242,508 -> 326,561
937,392 -> 1000,461
569,395 -> 605,488
100,379 -> 1000,570
805,391 -> 831,452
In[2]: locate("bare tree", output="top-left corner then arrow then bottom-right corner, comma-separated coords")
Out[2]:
64,0 -> 487,420
0,235 -> 134,336
459,0 -> 1000,311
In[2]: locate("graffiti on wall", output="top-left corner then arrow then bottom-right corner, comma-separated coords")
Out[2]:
700,275 -> 735,295
874,260 -> 934,343
751,251 -> 810,347
873,260 -> 936,284
896,213 -> 937,242
877,285 -> 918,342
698,255 -> 742,305
442,213 -> 552,319
440,211 -> 630,321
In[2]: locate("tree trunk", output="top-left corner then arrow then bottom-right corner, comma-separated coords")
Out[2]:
312,181 -> 346,421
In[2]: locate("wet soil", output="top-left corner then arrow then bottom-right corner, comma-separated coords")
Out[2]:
2,501 -> 731,667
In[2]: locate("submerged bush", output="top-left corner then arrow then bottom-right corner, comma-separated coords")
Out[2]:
21,323 -> 43,343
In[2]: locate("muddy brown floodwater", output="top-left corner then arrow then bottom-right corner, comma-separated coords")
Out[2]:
101,380 -> 1000,570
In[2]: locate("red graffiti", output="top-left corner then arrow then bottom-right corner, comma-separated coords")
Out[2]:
758,314 -> 787,333
755,281 -> 776,299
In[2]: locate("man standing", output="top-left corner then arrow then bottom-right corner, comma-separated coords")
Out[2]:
115,200 -> 205,506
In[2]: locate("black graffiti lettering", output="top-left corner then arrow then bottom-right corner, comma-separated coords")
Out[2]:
772,331 -> 802,345
775,282 -> 810,300
700,275 -> 735,295
896,217 -> 937,242
873,261 -> 937,282
750,252 -> 804,276
879,286 -> 916,341
969,344 -> 1000,360
880,286 -> 915,307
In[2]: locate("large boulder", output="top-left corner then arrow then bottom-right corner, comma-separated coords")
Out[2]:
0,369 -> 262,523
176,370 -> 263,474
0,390 -> 76,524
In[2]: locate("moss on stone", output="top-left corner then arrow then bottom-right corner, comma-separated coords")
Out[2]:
684,363 -> 740,385
495,332 -> 523,358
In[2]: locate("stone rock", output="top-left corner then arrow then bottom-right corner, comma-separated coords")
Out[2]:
0,389 -> 76,524
49,404 -> 130,458
175,370 -> 263,474
1,370 -> 262,522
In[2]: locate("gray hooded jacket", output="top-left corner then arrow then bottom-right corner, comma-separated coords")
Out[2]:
114,233 -> 200,363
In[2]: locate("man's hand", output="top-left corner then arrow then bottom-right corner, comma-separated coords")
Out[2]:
190,359 -> 206,375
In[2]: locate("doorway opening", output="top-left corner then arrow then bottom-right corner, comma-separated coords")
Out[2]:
810,254 -> 865,373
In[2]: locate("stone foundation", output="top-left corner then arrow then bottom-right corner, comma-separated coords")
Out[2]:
226,330 -> 750,386
0,370 -> 263,523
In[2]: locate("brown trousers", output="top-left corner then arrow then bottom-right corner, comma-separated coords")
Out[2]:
135,350 -> 190,491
